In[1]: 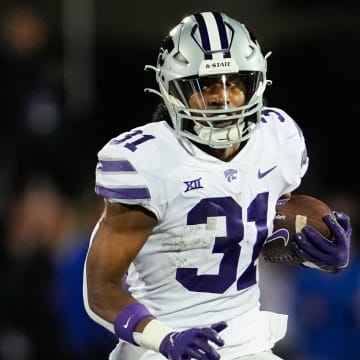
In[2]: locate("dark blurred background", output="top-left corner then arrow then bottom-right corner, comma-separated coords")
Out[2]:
0,1 -> 359,360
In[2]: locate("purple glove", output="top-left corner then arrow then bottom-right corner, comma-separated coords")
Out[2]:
159,322 -> 227,360
290,211 -> 351,273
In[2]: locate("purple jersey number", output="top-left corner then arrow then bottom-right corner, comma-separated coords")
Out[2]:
176,193 -> 269,294
111,130 -> 155,152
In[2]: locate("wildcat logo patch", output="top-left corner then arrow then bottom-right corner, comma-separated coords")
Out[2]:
224,169 -> 237,182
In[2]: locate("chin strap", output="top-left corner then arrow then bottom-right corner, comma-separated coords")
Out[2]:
193,121 -> 255,148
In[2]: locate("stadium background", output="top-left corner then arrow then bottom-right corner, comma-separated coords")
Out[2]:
0,1 -> 359,359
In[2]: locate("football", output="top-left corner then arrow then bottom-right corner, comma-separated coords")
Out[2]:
262,194 -> 333,265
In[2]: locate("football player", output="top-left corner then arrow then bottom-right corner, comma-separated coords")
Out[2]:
83,11 -> 351,360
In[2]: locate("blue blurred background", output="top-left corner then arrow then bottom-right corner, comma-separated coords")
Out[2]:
0,1 -> 358,359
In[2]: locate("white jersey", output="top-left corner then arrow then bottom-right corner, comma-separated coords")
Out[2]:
93,106 -> 309,359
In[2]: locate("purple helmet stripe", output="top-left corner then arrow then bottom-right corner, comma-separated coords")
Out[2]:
193,13 -> 212,60
213,12 -> 231,58
95,185 -> 150,200
98,159 -> 136,172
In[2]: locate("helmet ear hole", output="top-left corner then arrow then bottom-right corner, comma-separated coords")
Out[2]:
173,52 -> 189,65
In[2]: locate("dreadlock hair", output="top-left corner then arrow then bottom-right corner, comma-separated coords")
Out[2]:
151,102 -> 171,124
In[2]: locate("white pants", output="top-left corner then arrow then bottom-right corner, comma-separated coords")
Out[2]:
234,351 -> 284,360
109,342 -> 284,360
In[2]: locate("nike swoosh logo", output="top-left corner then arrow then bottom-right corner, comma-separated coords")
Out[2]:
264,228 -> 290,246
258,165 -> 277,179
123,315 -> 133,329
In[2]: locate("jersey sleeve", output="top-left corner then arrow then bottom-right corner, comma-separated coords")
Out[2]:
262,107 -> 309,196
94,130 -> 163,220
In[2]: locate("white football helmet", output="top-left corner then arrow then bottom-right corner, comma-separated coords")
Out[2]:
145,11 -> 270,149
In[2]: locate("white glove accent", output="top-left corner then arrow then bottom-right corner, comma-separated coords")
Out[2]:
133,319 -> 173,352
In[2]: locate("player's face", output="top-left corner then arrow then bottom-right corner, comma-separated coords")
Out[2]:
168,74 -> 249,159
188,75 -> 246,111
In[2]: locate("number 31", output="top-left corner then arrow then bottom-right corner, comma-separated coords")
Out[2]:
176,193 -> 269,294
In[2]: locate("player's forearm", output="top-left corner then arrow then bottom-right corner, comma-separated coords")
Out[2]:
85,280 -> 137,324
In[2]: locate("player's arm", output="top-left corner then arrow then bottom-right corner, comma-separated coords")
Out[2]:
84,200 -> 158,330
84,200 -> 227,360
